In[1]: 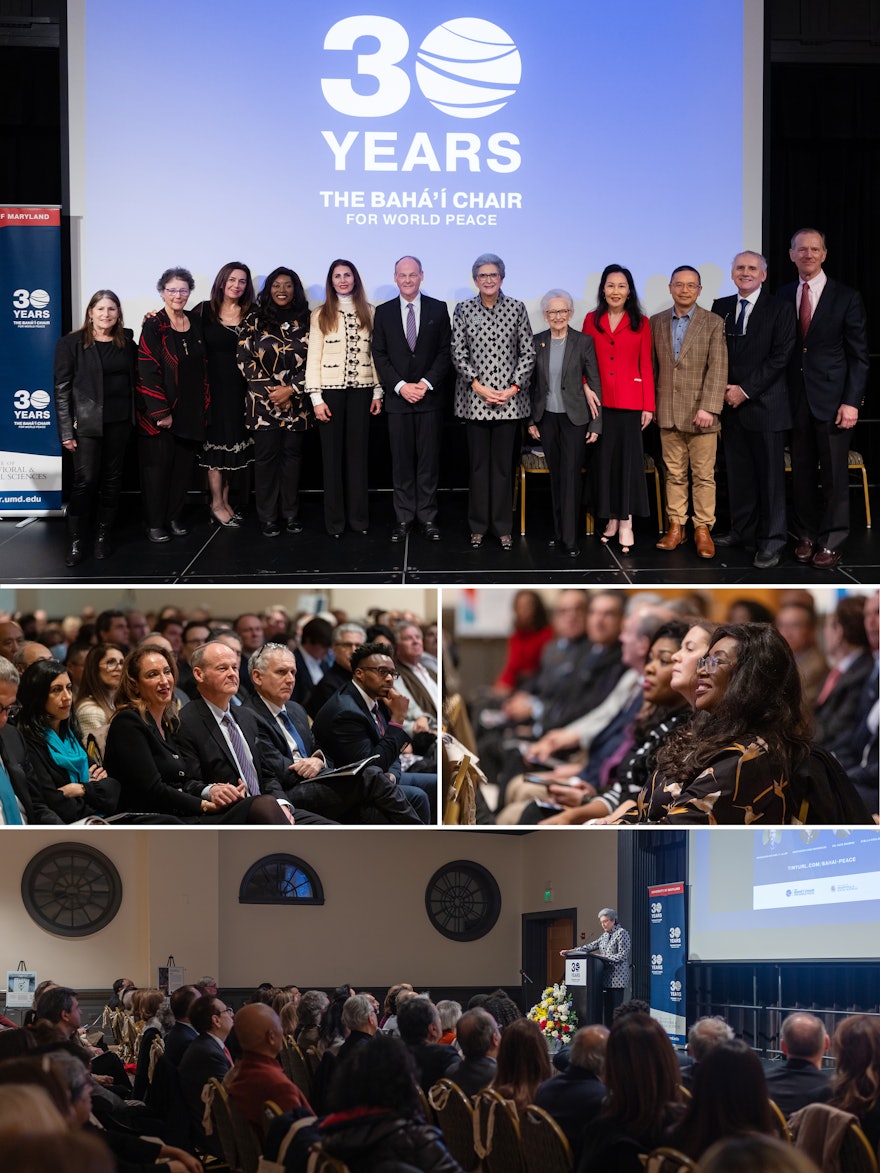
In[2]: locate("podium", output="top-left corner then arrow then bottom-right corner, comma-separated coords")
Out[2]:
564,952 -> 605,1026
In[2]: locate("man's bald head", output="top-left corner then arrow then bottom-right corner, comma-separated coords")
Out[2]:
234,1002 -> 283,1056
781,1012 -> 829,1066
570,1024 -> 609,1074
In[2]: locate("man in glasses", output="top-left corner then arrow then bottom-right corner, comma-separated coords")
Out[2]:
178,995 -> 235,1154
313,641 -> 433,822
305,622 -> 366,719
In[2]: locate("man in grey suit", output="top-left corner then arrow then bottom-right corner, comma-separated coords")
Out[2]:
372,255 -> 451,542
651,266 -> 727,559
711,251 -> 796,569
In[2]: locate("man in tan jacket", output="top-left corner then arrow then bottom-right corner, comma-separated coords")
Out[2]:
651,266 -> 727,558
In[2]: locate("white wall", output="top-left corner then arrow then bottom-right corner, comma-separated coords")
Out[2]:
0,828 -> 617,991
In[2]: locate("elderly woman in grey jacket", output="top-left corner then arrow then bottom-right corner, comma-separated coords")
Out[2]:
528,288 -> 602,558
452,253 -> 535,550
53,289 -> 137,566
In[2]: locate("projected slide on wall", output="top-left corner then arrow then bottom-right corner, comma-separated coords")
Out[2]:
689,830 -> 880,962
70,2 -> 760,320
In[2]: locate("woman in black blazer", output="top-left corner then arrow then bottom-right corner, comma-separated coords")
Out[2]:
103,643 -> 287,824
528,289 -> 602,557
53,289 -> 138,566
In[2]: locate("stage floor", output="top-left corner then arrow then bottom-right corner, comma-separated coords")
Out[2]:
3,488 -> 878,586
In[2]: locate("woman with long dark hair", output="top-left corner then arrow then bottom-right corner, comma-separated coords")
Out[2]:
828,1014 -> 880,1150
577,1012 -> 685,1172
53,289 -> 138,565
621,623 -> 812,824
103,644 -> 288,825
669,1040 -> 776,1160
137,266 -> 209,542
306,258 -> 381,537
492,590 -> 554,695
73,642 -> 125,737
582,265 -> 655,554
17,658 -> 120,822
237,267 -> 313,537
192,261 -> 256,527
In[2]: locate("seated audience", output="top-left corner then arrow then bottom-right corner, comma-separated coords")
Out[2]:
162,985 -> 200,1066
295,990 -> 329,1051
131,988 -> 166,1101
176,994 -> 234,1154
814,596 -> 874,758
534,1024 -> 608,1154
0,656 -> 65,825
697,1135 -> 821,1173
763,1012 -> 832,1115
74,643 -> 125,738
453,1008 -> 501,1098
491,589 -> 555,695
436,999 -> 462,1047
775,602 -> 827,714
305,623 -> 366,719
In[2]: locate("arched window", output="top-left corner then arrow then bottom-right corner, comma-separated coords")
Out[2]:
239,854 -> 325,905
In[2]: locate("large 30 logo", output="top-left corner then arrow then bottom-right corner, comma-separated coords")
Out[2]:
322,17 -> 521,120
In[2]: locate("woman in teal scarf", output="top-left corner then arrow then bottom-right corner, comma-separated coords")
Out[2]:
17,658 -> 121,823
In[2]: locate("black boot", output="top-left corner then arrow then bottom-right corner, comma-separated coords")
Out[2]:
94,510 -> 115,559
65,516 -> 87,567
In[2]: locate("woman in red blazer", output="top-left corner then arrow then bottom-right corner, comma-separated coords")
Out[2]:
583,265 -> 655,553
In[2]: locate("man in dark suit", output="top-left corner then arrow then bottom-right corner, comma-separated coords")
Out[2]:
712,251 -> 796,569
177,994 -> 234,1155
245,642 -> 419,824
397,996 -> 460,1094
163,985 -> 200,1066
371,255 -> 451,542
535,1025 -> 608,1153
291,616 -> 333,709
311,641 -> 432,822
453,1008 -> 501,1098
763,1012 -> 832,1115
778,228 -> 869,568
177,641 -> 331,824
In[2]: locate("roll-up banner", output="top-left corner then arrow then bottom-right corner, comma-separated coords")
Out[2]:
0,205 -> 63,515
648,881 -> 687,1044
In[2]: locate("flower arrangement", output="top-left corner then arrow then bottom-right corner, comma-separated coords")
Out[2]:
527,982 -> 578,1043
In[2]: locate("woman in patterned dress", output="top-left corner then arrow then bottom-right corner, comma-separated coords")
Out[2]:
305,259 -> 382,537
237,267 -> 313,537
618,623 -> 811,825
192,261 -> 255,527
452,253 -> 536,550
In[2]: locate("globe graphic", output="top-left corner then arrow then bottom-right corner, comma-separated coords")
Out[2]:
30,390 -> 51,409
29,289 -> 50,309
416,19 -> 521,119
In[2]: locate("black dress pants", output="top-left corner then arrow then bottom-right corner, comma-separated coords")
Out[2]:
252,426 -> 304,525
67,420 -> 131,521
790,394 -> 851,550
317,387 -> 373,533
465,418 -> 520,536
538,411 -> 585,548
721,410 -> 787,555
387,409 -> 441,524
138,431 -> 198,529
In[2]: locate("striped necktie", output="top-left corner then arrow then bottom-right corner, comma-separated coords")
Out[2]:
221,712 -> 260,795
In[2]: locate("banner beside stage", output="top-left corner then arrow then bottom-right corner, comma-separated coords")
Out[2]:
648,880 -> 687,1045
0,205 -> 63,514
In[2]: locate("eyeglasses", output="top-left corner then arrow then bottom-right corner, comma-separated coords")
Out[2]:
670,282 -> 700,291
216,1006 -> 234,1017
336,641 -> 363,650
475,273 -> 500,282
0,702 -> 20,718
361,666 -> 399,680
545,309 -> 571,317
164,287 -> 190,296
102,658 -> 125,669
697,654 -> 735,674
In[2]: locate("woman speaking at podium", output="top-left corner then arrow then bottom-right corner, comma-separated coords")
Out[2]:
561,907 -> 631,1025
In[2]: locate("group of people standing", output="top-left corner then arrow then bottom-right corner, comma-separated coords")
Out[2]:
53,232 -> 867,569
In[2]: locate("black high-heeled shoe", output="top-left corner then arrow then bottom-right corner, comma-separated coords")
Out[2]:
210,508 -> 240,529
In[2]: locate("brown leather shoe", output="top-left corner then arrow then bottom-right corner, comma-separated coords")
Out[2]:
656,522 -> 686,550
794,537 -> 816,563
694,525 -> 715,559
812,547 -> 841,570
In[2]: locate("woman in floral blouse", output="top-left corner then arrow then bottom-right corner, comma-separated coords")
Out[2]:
620,623 -> 811,825
237,267 -> 313,538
